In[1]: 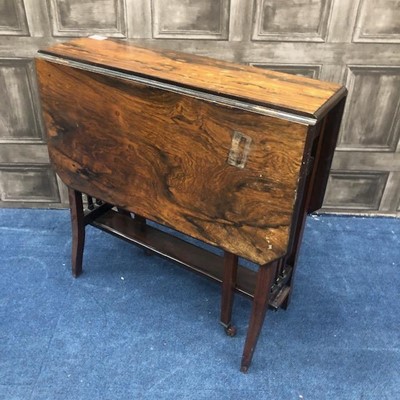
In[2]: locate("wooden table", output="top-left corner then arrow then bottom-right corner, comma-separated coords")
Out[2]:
35,38 -> 346,372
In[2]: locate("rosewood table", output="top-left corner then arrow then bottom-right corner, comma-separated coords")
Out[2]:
35,38 -> 346,372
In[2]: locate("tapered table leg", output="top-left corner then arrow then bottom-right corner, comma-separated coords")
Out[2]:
68,188 -> 85,277
240,260 -> 278,372
220,252 -> 238,336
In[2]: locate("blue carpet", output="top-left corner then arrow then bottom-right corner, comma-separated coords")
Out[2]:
0,209 -> 399,400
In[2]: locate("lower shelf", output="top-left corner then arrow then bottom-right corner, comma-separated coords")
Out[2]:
90,209 -> 256,298
89,209 -> 290,307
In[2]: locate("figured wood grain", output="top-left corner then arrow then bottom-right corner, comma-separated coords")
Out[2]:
38,38 -> 344,118
36,58 -> 309,265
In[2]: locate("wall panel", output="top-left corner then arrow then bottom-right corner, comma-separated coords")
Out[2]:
0,166 -> 60,203
338,66 -> 400,151
252,0 -> 333,42
324,171 -> 388,210
48,0 -> 126,37
0,0 -> 29,36
353,0 -> 400,43
152,0 -> 229,39
0,59 -> 43,142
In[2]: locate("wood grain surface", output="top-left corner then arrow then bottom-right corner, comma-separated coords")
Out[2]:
38,38 -> 344,118
36,58 -> 309,265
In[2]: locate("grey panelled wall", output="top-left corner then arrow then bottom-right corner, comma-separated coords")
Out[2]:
0,0 -> 399,215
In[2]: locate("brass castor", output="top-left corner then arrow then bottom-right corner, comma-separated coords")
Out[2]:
225,325 -> 237,337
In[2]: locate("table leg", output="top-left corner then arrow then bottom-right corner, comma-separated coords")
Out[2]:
68,188 -> 85,277
220,252 -> 238,336
240,260 -> 278,372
